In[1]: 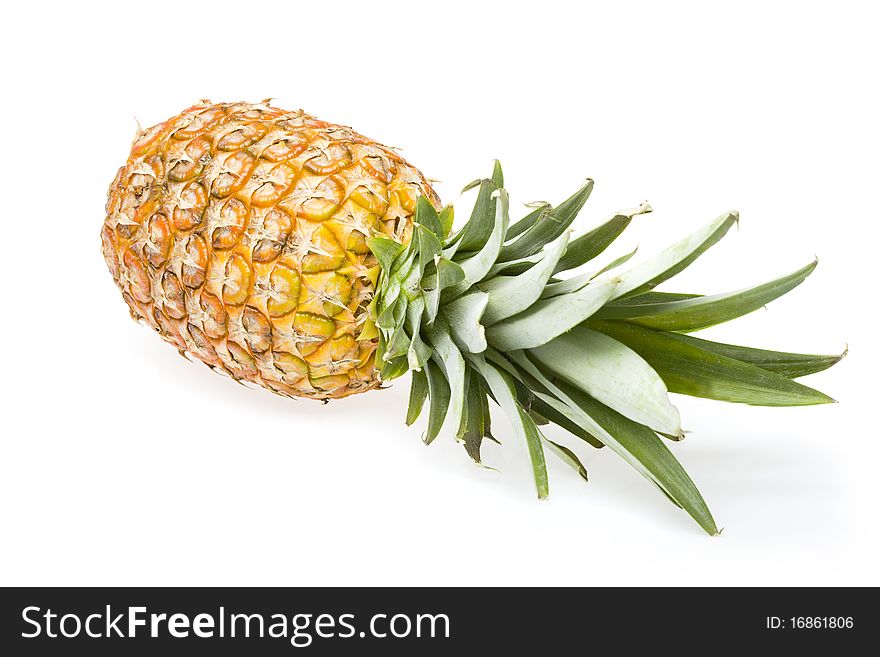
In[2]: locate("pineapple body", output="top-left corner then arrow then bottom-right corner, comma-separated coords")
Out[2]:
101,101 -> 438,399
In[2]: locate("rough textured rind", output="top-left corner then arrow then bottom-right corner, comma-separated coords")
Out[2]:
101,101 -> 438,399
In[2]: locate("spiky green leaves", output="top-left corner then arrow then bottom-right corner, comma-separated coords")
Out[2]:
368,162 -> 842,534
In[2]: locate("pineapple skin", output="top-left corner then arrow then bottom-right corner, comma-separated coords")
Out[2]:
101,101 -> 439,400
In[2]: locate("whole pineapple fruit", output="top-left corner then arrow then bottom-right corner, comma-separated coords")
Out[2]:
103,101 -> 843,534
102,101 -> 438,399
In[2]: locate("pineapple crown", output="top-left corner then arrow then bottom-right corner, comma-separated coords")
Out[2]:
366,161 -> 843,535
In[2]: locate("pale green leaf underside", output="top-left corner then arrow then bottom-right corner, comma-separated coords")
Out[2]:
531,326 -> 683,437
480,231 -> 570,325
609,211 -> 738,299
485,277 -> 618,350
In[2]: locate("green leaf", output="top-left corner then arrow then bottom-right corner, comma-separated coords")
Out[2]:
426,319 -> 467,443
446,189 -> 510,297
406,369 -> 429,426
459,371 -> 490,462
591,246 -> 640,278
557,382 -> 718,535
439,205 -> 455,238
591,320 -> 836,406
555,202 -> 651,273
478,378 -> 495,443
500,179 -> 594,262
670,334 -> 847,379
470,354 -> 549,499
400,263 -> 424,301
461,178 -> 483,193
405,305 -> 432,367
397,240 -> 419,271
491,159 -> 504,187
480,231 -> 570,326
448,178 -> 499,254
543,438 -> 589,482
611,211 -> 739,299
405,294 -> 425,334
610,291 -> 702,306
485,277 -> 618,350
415,196 -> 443,237
517,405 -> 551,499
380,354 -> 409,381
541,246 -> 639,300
510,352 -> 717,535
357,315 -> 379,341
383,324 -> 410,361
379,275 -> 402,313
367,236 -> 404,273
531,326 -> 683,437
507,202 -> 551,241
526,394 -> 605,449
424,257 -> 465,326
408,332 -> 433,371
442,291 -> 489,353
594,260 -> 818,332
423,360 -> 451,444
437,256 -> 466,288
486,252 -> 543,277
414,225 -> 443,273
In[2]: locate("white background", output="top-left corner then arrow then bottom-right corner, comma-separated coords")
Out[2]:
1,0 -> 877,586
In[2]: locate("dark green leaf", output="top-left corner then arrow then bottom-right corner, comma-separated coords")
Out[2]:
543,438 -> 589,482
594,260 -> 818,332
459,371 -> 490,463
590,320 -> 836,406
507,203 -> 551,241
461,178 -> 483,193
527,394 -> 605,449
451,179 -> 499,253
610,291 -> 702,306
491,159 -> 504,187
557,382 -> 717,535
447,189 -> 509,296
554,202 -> 651,273
668,334 -> 847,379
406,369 -> 429,426
500,180 -> 594,262
518,404 -> 551,499
423,360 -> 451,444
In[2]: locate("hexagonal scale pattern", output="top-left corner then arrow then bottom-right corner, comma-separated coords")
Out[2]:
102,101 -> 438,399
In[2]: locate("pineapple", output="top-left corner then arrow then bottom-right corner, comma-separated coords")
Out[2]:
103,101 -> 843,534
102,101 -> 438,399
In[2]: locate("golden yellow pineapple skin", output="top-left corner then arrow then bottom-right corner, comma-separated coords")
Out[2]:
101,101 -> 438,399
